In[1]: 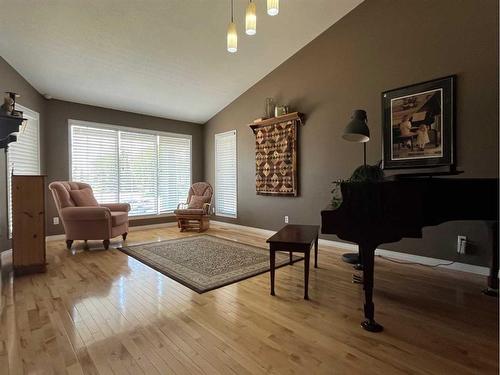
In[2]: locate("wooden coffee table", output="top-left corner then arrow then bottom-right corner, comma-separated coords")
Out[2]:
266,224 -> 319,300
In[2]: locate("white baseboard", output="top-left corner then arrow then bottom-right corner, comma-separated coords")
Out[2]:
129,221 -> 177,231
45,221 -> 177,242
211,220 -> 491,277
44,219 -> 491,277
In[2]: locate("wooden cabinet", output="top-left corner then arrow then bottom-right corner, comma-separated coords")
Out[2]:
12,175 -> 46,275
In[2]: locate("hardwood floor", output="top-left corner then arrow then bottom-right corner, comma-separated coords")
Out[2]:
0,223 -> 498,374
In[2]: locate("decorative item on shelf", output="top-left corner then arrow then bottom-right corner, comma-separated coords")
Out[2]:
0,92 -> 27,149
245,0 -> 256,35
249,112 -> 304,197
382,75 -> 456,170
1,94 -> 14,116
265,97 -> 275,118
274,105 -> 288,117
267,0 -> 279,16
1,92 -> 24,118
227,0 -> 237,53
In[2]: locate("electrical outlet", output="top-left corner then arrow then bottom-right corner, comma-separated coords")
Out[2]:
457,235 -> 467,254
53,217 -> 59,225
284,216 -> 289,224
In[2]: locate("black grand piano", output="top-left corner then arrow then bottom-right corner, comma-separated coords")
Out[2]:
321,177 -> 498,332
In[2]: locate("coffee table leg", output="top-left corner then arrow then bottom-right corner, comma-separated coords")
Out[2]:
270,247 -> 276,296
314,236 -> 318,268
289,251 -> 293,265
304,249 -> 310,300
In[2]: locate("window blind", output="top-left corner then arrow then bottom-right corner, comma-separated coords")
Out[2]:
71,125 -> 119,203
7,113 -> 40,176
215,130 -> 237,217
70,121 -> 191,217
7,106 -> 41,236
158,135 -> 191,213
119,131 -> 158,216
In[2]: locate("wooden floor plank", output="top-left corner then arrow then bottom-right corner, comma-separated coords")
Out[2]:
0,223 -> 497,374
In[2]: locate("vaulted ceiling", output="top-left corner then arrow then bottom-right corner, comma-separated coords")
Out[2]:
0,0 -> 363,123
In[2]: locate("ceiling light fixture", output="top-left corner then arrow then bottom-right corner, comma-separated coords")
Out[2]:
267,0 -> 279,16
227,0 -> 237,53
226,0 -> 282,53
245,0 -> 256,36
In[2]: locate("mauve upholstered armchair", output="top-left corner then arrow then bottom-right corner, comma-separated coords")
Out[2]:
48,181 -> 130,250
174,182 -> 213,232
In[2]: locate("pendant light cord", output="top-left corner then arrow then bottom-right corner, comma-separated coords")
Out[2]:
231,0 -> 234,22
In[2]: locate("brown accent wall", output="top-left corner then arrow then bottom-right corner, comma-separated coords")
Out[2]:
0,57 -> 47,251
0,57 -> 47,171
204,0 -> 499,266
45,99 -> 204,235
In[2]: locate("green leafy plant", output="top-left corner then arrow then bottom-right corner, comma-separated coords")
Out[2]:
331,164 -> 384,209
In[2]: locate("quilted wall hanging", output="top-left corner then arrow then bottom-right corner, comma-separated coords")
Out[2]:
249,112 -> 304,196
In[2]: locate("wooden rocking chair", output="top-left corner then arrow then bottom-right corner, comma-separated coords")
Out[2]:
174,182 -> 213,232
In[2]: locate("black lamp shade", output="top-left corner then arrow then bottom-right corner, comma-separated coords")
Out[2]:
342,109 -> 370,143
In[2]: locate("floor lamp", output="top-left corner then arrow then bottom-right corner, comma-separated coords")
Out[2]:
341,109 -> 370,265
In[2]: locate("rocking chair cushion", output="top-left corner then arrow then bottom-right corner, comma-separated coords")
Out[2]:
188,195 -> 211,209
174,208 -> 205,215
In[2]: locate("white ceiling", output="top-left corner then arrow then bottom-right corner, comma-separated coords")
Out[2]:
0,0 -> 363,124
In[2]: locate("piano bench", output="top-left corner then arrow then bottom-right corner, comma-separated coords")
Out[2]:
266,224 -> 320,300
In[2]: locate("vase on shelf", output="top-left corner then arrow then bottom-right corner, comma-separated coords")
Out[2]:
274,105 -> 288,117
265,98 -> 275,118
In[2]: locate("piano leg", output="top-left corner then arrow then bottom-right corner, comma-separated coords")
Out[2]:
360,244 -> 384,332
483,222 -> 498,297
351,245 -> 363,283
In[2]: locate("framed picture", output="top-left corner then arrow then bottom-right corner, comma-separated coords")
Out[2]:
382,75 -> 455,169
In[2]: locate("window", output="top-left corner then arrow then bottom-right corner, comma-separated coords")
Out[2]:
69,120 -> 191,217
119,131 -> 158,216
7,105 -> 41,235
70,125 -> 119,203
215,130 -> 237,217
158,135 -> 192,213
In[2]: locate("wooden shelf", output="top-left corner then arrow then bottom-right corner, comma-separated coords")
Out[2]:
249,112 -> 304,133
0,114 -> 23,149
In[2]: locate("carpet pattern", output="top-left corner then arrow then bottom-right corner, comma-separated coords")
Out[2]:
119,235 -> 301,293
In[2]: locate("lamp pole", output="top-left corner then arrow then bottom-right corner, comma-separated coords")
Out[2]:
341,109 -> 371,266
363,142 -> 367,167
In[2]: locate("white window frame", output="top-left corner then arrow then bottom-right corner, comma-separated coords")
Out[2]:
214,129 -> 237,218
68,119 -> 192,219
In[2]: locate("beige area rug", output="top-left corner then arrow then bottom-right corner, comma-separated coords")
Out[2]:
119,235 -> 302,293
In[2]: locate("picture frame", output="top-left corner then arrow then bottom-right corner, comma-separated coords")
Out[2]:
382,75 -> 456,170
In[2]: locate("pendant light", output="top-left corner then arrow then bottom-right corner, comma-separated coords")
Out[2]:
267,0 -> 279,16
227,0 -> 237,53
245,0 -> 256,35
